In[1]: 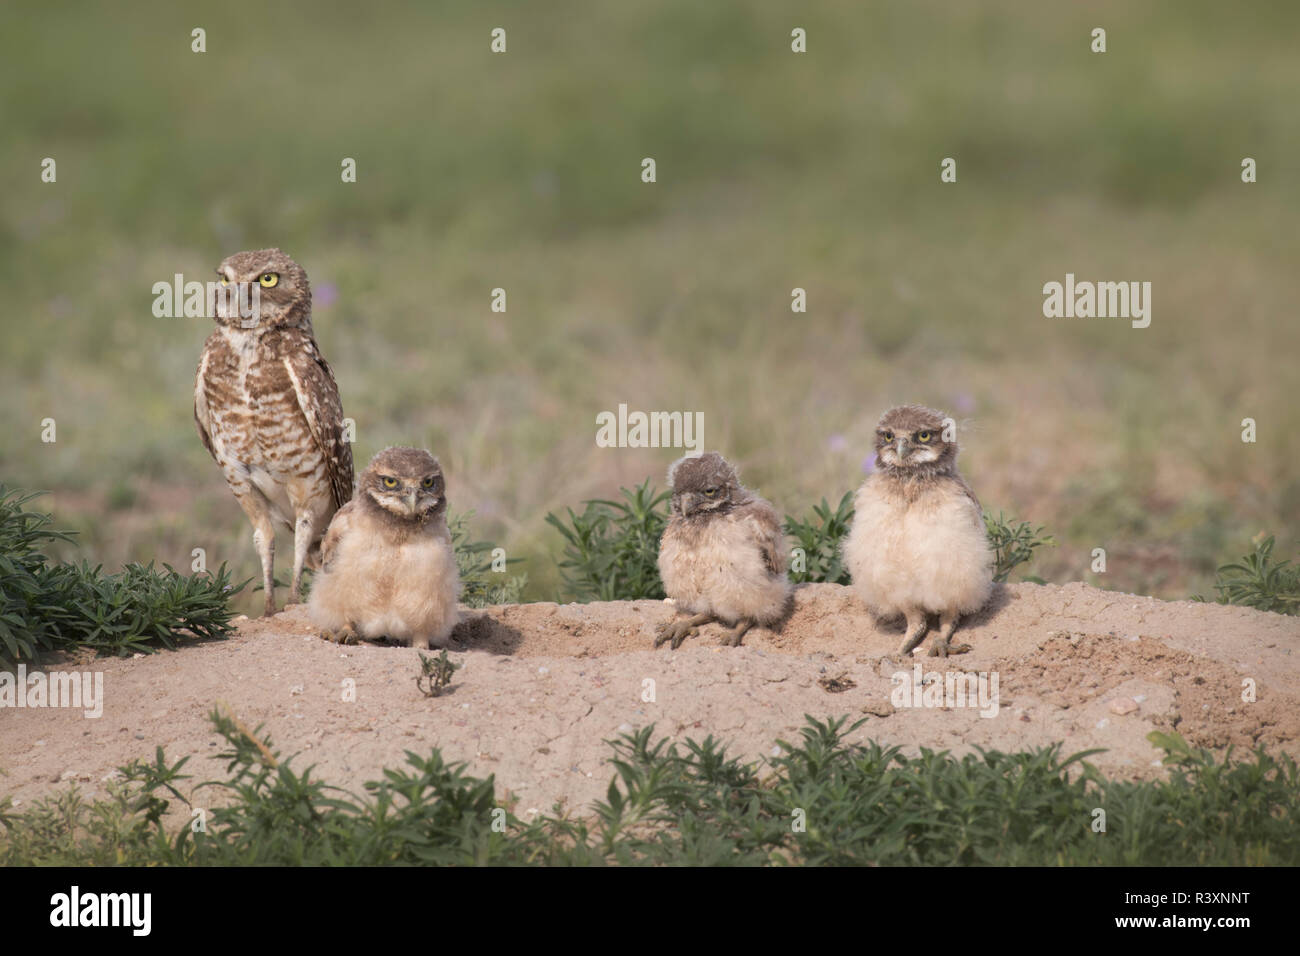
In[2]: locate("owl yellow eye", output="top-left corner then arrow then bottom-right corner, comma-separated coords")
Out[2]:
917,431 -> 931,442
882,431 -> 894,442
259,272 -> 279,288
421,477 -> 435,489
381,476 -> 398,489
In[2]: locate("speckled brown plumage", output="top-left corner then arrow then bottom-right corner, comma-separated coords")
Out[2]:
194,248 -> 354,615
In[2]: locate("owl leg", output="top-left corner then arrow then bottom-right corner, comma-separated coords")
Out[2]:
896,608 -> 930,657
304,541 -> 324,572
230,484 -> 279,616
288,513 -> 315,604
722,619 -> 754,647
252,524 -> 276,617
928,610 -> 971,657
654,612 -> 713,650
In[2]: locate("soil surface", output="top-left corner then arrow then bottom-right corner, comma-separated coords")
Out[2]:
3,583 -> 1297,821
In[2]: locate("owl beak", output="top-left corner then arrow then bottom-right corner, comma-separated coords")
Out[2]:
405,491 -> 418,514
896,437 -> 910,459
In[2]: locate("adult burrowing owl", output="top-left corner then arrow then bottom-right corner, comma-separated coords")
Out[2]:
308,447 -> 461,648
194,248 -> 353,616
654,452 -> 792,649
843,405 -> 993,657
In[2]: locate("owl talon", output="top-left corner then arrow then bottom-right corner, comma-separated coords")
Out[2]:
321,626 -> 359,646
929,640 -> 971,658
654,612 -> 714,650
723,620 -> 754,647
671,627 -> 697,650
653,621 -> 696,649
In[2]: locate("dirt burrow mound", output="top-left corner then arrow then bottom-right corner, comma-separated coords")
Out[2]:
2,583 -> 1296,819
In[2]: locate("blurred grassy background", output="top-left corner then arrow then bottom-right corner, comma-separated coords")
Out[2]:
2,0 -> 1297,611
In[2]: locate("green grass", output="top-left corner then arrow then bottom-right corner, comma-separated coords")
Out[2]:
3,713 -> 1297,866
1194,533 -> 1300,615
414,650 -> 461,699
786,492 -> 855,586
1,0 -> 1297,603
0,486 -> 242,664
449,512 -> 527,608
985,512 -> 1057,584
545,480 -> 670,601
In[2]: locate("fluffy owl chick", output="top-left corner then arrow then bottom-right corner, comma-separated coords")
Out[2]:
843,405 -> 993,658
655,452 -> 792,649
194,248 -> 353,616
308,447 -> 461,649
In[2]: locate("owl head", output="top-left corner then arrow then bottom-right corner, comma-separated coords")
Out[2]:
874,404 -> 958,474
667,451 -> 743,519
360,446 -> 446,523
213,247 -> 311,330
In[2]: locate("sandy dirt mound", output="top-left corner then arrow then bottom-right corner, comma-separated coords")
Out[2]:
3,583 -> 1297,821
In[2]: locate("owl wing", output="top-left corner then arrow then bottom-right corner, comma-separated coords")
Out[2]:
317,500 -> 357,572
950,475 -> 985,527
283,340 -> 355,510
193,339 -> 219,462
740,498 -> 787,577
